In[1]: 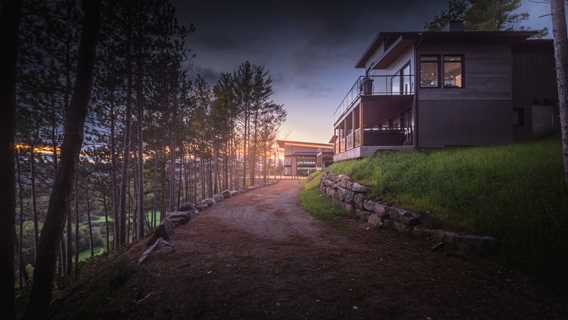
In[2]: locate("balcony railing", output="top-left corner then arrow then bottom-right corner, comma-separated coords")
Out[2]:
333,74 -> 415,124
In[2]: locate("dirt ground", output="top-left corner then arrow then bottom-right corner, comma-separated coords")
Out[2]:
52,181 -> 568,319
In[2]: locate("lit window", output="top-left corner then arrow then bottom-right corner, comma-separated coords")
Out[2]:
443,56 -> 464,88
420,56 -> 439,88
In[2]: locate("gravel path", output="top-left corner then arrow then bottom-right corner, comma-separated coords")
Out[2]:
53,180 -> 568,319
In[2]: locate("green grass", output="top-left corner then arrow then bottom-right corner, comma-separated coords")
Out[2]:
79,246 -> 105,262
330,137 -> 568,285
299,172 -> 348,222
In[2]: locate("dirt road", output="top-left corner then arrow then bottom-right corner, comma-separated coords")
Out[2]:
54,181 -> 567,319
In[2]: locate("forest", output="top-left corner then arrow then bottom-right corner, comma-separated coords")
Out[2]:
3,0 -> 286,317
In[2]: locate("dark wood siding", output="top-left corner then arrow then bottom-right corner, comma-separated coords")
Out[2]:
417,42 -> 513,101
512,41 -> 557,139
416,41 -> 513,147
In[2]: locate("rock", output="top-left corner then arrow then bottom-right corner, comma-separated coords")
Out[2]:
363,200 -> 388,217
230,190 -> 240,196
338,175 -> 352,189
388,207 -> 421,226
222,190 -> 232,199
355,209 -> 371,222
343,190 -> 355,204
335,187 -> 348,202
154,218 -> 175,241
166,211 -> 191,226
353,193 -> 365,209
138,238 -> 174,264
213,193 -> 224,202
351,182 -> 369,193
367,213 -> 382,228
179,202 -> 197,212
202,198 -> 216,207
196,202 -> 209,210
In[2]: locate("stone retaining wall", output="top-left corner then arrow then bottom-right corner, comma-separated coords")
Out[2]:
319,172 -> 496,256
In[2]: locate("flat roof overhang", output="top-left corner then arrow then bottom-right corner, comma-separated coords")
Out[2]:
355,31 -> 539,69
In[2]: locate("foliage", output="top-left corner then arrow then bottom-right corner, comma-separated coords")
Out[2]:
330,137 -> 568,285
425,0 -> 547,36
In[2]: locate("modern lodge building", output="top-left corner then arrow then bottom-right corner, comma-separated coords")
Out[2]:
331,25 -> 559,161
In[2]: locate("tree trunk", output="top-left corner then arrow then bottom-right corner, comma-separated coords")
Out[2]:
86,189 -> 94,257
551,0 -> 568,188
30,142 -> 39,261
24,0 -> 101,316
110,99 -> 119,249
103,193 -> 110,253
119,8 -> 134,246
74,180 -> 80,279
16,150 -> 27,288
1,0 -> 22,305
135,36 -> 145,240
250,111 -> 259,185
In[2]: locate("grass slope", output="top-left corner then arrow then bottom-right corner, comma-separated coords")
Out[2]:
330,137 -> 568,284
299,172 -> 347,222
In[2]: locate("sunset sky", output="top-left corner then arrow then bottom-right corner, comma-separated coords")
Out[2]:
175,0 -> 554,144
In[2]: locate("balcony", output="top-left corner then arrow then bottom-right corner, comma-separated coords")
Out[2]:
334,74 -> 414,125
332,75 -> 415,161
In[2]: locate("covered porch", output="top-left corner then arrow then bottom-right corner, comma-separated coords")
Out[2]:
333,94 -> 415,161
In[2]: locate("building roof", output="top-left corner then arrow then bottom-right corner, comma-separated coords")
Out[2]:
276,139 -> 334,149
355,31 -> 539,68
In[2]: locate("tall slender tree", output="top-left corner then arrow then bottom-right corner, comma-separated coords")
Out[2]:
24,0 -> 102,317
0,0 -> 23,317
551,0 -> 568,187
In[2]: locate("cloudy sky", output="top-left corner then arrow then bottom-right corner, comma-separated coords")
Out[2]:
174,0 -> 554,143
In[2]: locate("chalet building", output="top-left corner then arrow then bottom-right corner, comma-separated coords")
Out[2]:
332,27 -> 558,161
277,140 -> 334,176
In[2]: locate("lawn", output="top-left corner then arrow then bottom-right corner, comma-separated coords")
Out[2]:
329,137 -> 568,285
299,172 -> 347,222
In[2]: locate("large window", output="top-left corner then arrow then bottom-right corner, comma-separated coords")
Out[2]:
419,56 -> 439,88
443,55 -> 464,88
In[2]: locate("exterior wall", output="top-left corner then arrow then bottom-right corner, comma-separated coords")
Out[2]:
512,42 -> 558,139
418,100 -> 512,147
416,42 -> 514,147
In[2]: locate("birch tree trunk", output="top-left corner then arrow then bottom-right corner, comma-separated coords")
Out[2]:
24,0 -> 101,316
551,0 -> 568,187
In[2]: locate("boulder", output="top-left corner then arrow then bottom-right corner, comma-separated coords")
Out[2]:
179,202 -> 197,212
343,190 -> 355,204
213,193 -> 224,202
353,193 -> 365,209
338,175 -> 352,189
166,211 -> 191,226
230,190 -> 240,196
388,207 -> 421,226
363,200 -> 388,217
222,190 -> 232,199
335,187 -> 348,202
355,209 -> 371,222
351,182 -> 369,193
202,198 -> 216,207
367,213 -> 382,228
154,218 -> 175,241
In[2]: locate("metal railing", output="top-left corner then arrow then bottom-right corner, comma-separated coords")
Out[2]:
333,74 -> 415,124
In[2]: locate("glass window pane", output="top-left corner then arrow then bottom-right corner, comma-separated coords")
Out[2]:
420,59 -> 439,88
443,56 -> 463,88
